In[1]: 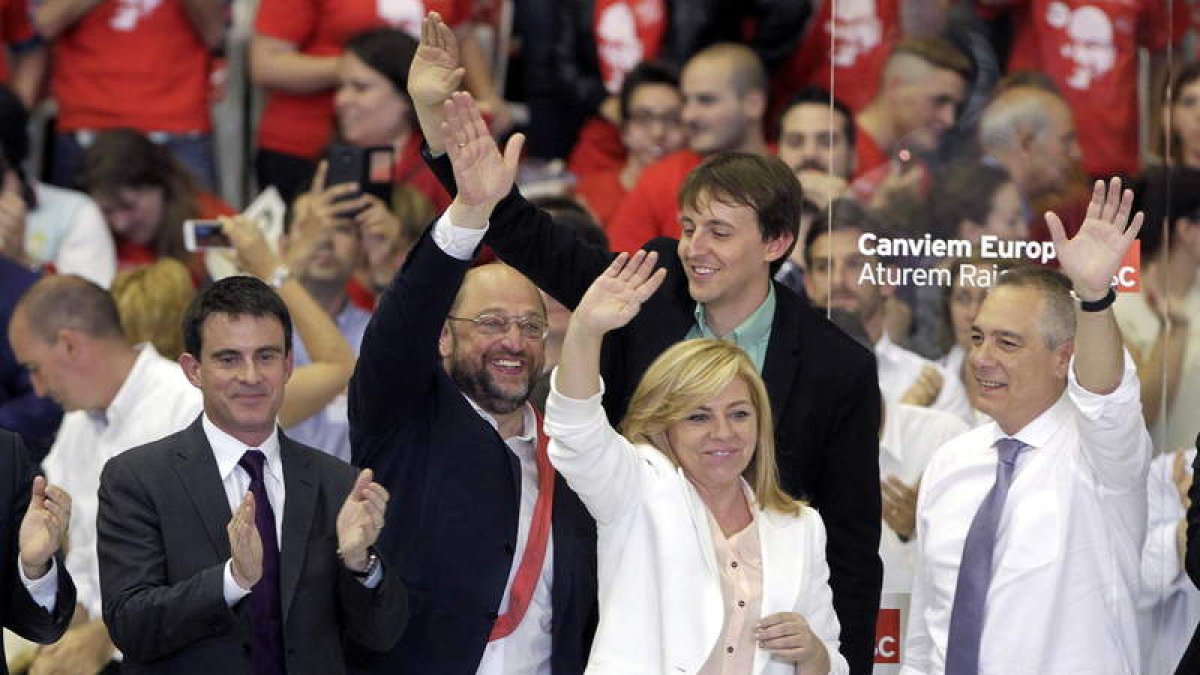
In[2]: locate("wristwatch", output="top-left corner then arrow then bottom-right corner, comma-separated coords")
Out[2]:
343,547 -> 380,579
267,264 -> 291,289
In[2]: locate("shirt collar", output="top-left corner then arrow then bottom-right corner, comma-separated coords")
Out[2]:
96,343 -> 162,428
692,284 -> 776,345
984,388 -> 1072,453
202,413 -> 283,484
462,395 -> 537,445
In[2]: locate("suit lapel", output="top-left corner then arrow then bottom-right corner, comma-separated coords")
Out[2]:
174,419 -> 234,559
762,284 -> 803,431
278,437 -> 317,623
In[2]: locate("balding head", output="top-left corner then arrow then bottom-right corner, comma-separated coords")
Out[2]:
8,275 -> 129,411
12,275 -> 125,344
441,264 -> 548,417
681,43 -> 768,155
980,86 -> 1079,197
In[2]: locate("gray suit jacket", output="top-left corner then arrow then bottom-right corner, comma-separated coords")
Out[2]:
96,417 -> 407,675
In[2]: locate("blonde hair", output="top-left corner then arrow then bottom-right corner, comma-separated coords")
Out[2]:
110,259 -> 196,359
619,339 -> 802,515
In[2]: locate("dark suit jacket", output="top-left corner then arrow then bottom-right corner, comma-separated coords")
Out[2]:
1174,434 -> 1200,675
349,232 -> 598,674
0,429 -> 74,675
0,259 -> 62,460
96,419 -> 407,675
424,149 -> 882,674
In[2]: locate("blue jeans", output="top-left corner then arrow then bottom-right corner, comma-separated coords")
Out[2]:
52,130 -> 219,192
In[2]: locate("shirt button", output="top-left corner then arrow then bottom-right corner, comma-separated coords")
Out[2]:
731,561 -> 738,569
737,600 -> 746,608
726,646 -> 734,654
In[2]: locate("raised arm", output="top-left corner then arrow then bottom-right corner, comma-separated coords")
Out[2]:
222,216 -> 355,428
1045,178 -> 1143,395
409,12 -> 466,156
32,0 -> 99,40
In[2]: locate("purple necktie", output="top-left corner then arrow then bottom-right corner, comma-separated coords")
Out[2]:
944,437 -> 1027,675
239,450 -> 285,675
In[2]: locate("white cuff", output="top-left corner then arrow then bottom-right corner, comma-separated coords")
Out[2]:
222,560 -> 252,606
433,211 -> 488,260
18,555 -> 58,612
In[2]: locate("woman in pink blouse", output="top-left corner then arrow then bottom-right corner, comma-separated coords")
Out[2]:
544,250 -> 847,675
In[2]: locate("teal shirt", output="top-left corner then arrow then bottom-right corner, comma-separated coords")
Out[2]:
684,285 -> 776,371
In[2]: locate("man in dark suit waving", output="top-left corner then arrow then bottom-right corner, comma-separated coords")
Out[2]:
96,276 -> 406,675
1,428 -> 75,673
407,13 -> 883,671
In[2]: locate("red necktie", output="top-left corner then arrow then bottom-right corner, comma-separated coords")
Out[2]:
489,412 -> 555,640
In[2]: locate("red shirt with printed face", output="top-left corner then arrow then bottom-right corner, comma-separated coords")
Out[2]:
593,0 -> 666,95
978,0 -> 1186,177
254,0 -> 469,159
771,0 -> 900,115
52,0 -> 212,132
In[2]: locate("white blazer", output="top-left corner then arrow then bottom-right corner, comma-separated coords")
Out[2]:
544,382 -> 849,675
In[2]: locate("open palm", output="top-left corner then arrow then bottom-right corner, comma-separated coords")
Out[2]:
408,12 -> 464,108
574,251 -> 667,335
1045,178 -> 1142,298
444,92 -> 524,211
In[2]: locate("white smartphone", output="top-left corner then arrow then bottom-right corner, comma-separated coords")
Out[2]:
183,219 -> 232,252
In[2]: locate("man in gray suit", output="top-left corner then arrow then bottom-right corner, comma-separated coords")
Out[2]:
96,276 -> 407,675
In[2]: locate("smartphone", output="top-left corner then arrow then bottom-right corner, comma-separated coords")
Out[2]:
183,219 -> 232,252
324,144 -> 395,203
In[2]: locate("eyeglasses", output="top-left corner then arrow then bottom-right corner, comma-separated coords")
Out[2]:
447,313 -> 549,340
627,109 -> 682,128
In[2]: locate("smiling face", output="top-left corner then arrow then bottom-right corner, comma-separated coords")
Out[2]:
776,102 -> 854,178
439,266 -> 547,416
890,67 -> 965,153
335,51 -> 410,147
665,376 -> 758,493
680,56 -> 762,155
968,285 -> 1071,435
180,313 -> 293,447
677,191 -> 791,323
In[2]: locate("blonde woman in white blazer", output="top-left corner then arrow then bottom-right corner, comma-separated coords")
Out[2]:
546,250 -> 848,675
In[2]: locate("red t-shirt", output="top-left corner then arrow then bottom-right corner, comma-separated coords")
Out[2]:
574,168 -> 626,229
978,0 -> 1186,177
394,132 -> 452,211
52,0 -> 212,132
772,0 -> 898,117
853,123 -> 889,179
568,117 -> 626,178
255,0 -> 469,159
606,149 -> 701,252
0,0 -> 37,83
593,0 -> 666,94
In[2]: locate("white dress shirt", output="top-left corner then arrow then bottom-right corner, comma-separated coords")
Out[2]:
902,353 -> 1151,675
434,212 -> 555,675
1137,447 -> 1200,675
879,403 -> 969,593
42,343 -> 202,620
206,417 -> 382,605
17,557 -> 60,611
876,334 -> 973,425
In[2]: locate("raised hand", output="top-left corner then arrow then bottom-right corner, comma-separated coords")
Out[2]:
18,476 -> 70,580
409,12 -> 465,110
571,251 -> 667,337
336,469 -> 389,572
223,215 -> 282,281
0,170 -> 28,263
227,492 -> 263,590
1045,178 -> 1143,300
442,92 -> 525,226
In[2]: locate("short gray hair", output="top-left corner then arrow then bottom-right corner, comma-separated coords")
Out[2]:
994,265 -> 1076,349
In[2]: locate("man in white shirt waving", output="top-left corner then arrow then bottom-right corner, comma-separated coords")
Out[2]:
902,178 -> 1153,675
